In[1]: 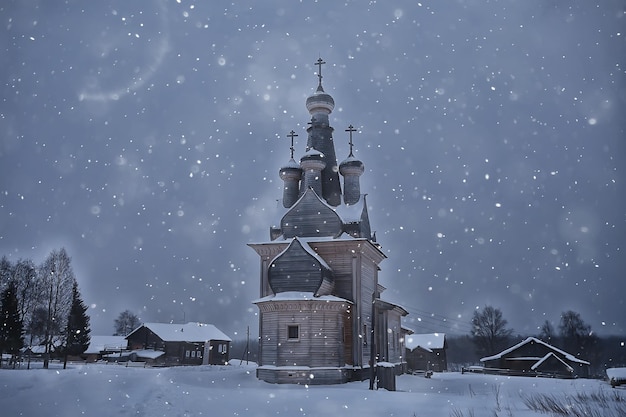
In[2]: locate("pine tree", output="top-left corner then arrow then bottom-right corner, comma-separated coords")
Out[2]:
0,280 -> 24,368
63,281 -> 91,368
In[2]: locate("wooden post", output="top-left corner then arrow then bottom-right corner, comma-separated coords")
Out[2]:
369,292 -> 376,390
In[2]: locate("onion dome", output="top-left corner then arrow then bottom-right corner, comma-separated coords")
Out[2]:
306,58 -> 335,115
306,84 -> 335,115
339,155 -> 364,176
279,158 -> 302,208
300,147 -> 326,197
300,147 -> 326,168
279,158 -> 302,181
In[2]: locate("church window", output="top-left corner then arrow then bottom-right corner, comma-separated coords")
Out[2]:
288,324 -> 300,340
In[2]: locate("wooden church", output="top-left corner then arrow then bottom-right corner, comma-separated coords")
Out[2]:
249,59 -> 408,384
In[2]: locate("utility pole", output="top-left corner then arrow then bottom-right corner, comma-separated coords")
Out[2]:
240,326 -> 250,365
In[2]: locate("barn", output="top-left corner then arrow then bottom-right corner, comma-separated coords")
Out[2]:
126,322 -> 231,366
480,337 -> 590,378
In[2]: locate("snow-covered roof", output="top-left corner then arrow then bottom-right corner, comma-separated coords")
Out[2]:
253,291 -> 351,304
480,337 -> 590,365
333,195 -> 366,223
129,322 -> 232,343
272,237 -> 332,271
405,333 -> 446,352
607,367 -> 626,380
132,349 -> 166,360
85,335 -> 128,354
531,352 -> 574,372
23,345 -> 47,354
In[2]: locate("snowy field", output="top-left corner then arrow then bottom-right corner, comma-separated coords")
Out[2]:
0,362 -> 623,417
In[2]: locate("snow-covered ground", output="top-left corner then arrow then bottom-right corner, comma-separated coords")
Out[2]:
0,361 -> 622,417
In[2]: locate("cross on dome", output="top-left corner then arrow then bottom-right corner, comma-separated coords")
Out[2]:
287,130 -> 298,159
314,57 -> 326,90
345,124 -> 357,157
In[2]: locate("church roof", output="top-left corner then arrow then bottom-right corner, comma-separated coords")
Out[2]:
253,291 -> 351,304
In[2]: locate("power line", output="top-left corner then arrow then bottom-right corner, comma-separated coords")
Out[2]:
400,303 -> 474,334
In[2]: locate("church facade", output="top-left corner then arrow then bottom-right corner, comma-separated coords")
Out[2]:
249,59 -> 408,384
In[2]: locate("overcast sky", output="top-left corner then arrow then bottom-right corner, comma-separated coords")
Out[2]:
1,0 -> 625,340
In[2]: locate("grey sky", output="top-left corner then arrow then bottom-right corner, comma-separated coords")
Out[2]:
1,0 -> 625,339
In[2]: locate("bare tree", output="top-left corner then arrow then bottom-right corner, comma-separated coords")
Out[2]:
471,305 -> 514,356
539,320 -> 556,343
39,248 -> 75,368
0,256 -> 12,292
558,310 -> 597,358
114,310 -> 141,336
13,259 -> 40,329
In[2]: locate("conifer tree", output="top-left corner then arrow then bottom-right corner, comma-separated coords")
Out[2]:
63,281 -> 91,369
0,280 -> 24,368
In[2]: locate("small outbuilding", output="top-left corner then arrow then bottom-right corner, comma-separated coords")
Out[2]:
126,322 -> 231,366
84,336 -> 128,362
405,333 -> 448,372
480,337 -> 590,378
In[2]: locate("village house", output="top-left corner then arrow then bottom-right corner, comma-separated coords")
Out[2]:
405,333 -> 448,372
480,337 -> 590,378
249,59 -> 408,385
126,322 -> 231,366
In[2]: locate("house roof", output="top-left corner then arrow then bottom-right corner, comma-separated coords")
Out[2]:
531,352 -> 574,372
85,335 -> 128,354
480,337 -> 590,365
375,298 -> 409,316
128,322 -> 232,343
405,333 -> 446,352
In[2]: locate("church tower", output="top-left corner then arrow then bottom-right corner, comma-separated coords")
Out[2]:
249,59 -> 408,384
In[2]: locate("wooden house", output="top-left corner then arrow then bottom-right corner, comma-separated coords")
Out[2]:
126,322 -> 231,366
250,61 -> 408,384
480,337 -> 590,378
405,333 -> 448,372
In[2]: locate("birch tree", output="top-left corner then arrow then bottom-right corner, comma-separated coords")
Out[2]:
39,248 -> 75,368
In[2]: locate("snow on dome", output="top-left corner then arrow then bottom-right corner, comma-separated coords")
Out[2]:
306,86 -> 335,114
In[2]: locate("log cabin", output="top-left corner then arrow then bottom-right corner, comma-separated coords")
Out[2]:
126,322 -> 231,366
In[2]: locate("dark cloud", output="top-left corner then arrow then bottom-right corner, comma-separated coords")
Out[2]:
1,0 -> 624,338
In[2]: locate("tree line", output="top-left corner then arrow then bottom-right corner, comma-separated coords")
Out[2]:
441,304 -> 618,376
0,248 -> 90,369
470,305 -> 599,359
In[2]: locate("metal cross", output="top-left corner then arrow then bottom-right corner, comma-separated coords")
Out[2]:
345,124 -> 357,157
287,130 -> 298,159
315,57 -> 326,87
